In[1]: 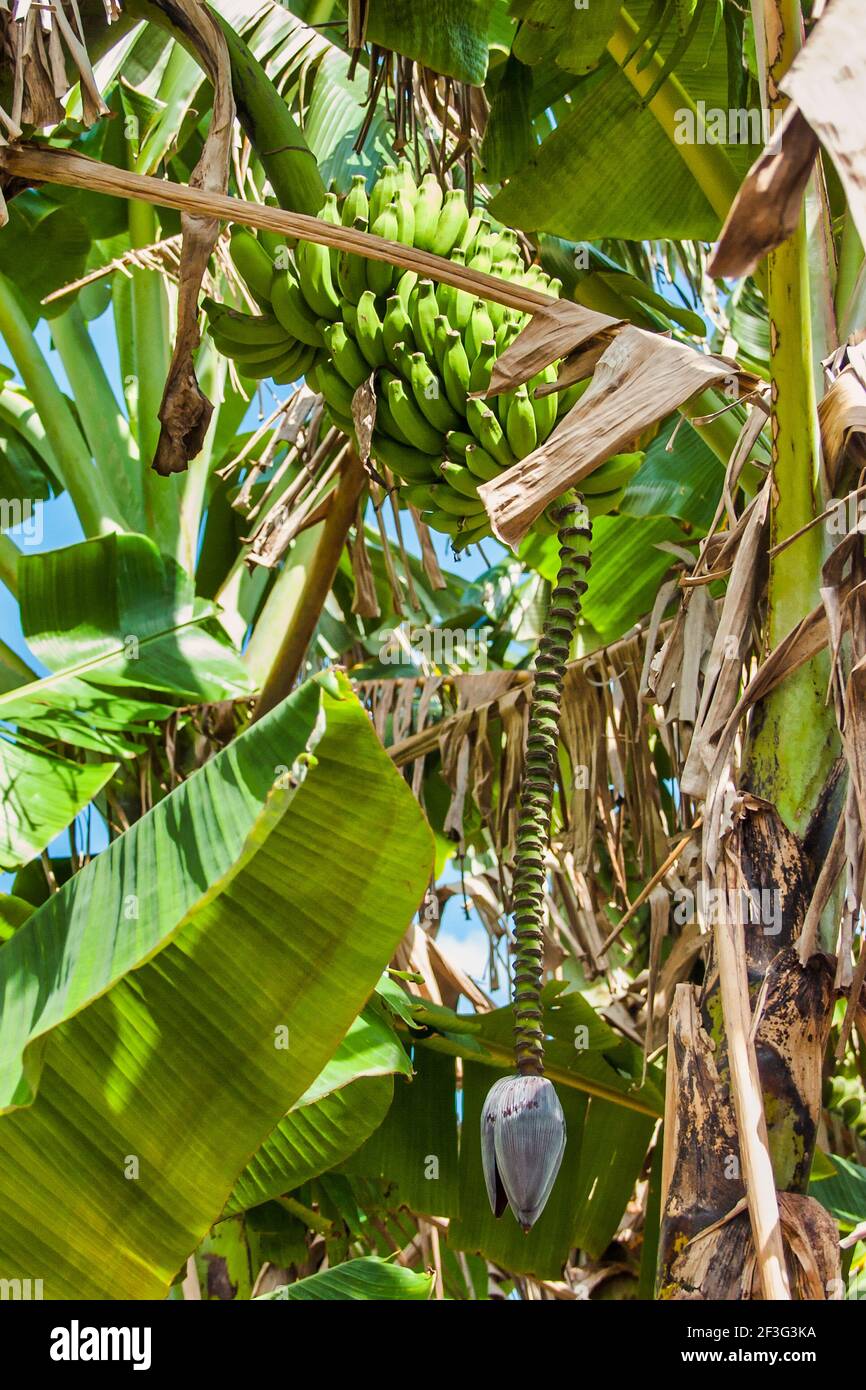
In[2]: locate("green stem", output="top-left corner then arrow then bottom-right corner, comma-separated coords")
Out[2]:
0,633 -> 34,681
128,195 -> 179,554
241,525 -> 321,681
0,275 -> 116,538
49,302 -> 143,532
742,1 -> 836,834
609,10 -> 743,224
512,494 -> 591,1075
835,211 -> 864,331
0,533 -> 19,596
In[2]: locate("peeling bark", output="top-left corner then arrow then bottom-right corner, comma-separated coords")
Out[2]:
660,798 -> 840,1298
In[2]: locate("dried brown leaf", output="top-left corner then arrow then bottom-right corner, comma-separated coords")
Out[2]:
479,327 -> 739,548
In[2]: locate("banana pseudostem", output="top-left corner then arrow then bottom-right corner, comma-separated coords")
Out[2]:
512,492 -> 591,1075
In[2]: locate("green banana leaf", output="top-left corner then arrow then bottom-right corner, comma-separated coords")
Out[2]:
256,1256 -> 434,1300
338,0 -> 497,85
511,0 -> 623,75
0,736 -> 117,871
579,514 -> 687,646
1,533 -> 252,753
489,3 -> 754,241
620,414 -> 724,530
0,672 -> 432,1298
227,1077 -> 396,1218
225,1006 -> 413,1215
344,1047 -> 461,1217
810,1152 -> 866,1234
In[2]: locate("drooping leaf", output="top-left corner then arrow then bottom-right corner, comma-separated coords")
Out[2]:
340,0 -> 497,85
0,737 -> 117,872
0,533 -> 253,752
226,1076 -> 396,1217
225,1006 -> 413,1215
256,1256 -> 434,1300
620,414 -> 724,530
0,673 -> 432,1298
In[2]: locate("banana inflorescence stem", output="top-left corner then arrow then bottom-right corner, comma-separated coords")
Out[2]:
512,492 -> 591,1075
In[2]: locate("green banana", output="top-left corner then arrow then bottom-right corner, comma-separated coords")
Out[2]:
431,188 -> 469,257
529,366 -> 558,444
395,270 -> 418,312
580,452 -> 643,495
270,267 -> 326,347
402,482 -> 439,511
466,400 -> 516,469
369,162 -> 399,222
440,462 -> 480,500
432,314 -> 452,373
229,227 -> 275,306
494,319 -> 520,354
313,357 -> 356,417
355,290 -> 388,369
318,190 -> 342,276
395,157 -> 418,201
322,320 -> 369,389
506,384 -> 538,459
441,328 -> 471,413
413,173 -> 444,251
445,430 -> 476,463
203,299 -> 288,348
341,298 -> 359,336
375,386 -> 412,446
410,280 -> 439,359
464,299 -> 495,361
382,371 -> 443,453
427,485 -> 485,518
368,201 -> 400,297
392,192 -> 416,248
382,295 -> 415,365
556,379 -> 588,416
342,173 -> 369,227
457,207 -> 488,257
464,443 -> 502,481
370,431 -> 440,483
337,215 -> 370,305
272,342 -> 318,384
296,235 -> 341,320
435,247 -> 463,327
236,339 -> 311,381
407,351 -> 462,433
468,338 -> 496,397
208,328 -> 293,364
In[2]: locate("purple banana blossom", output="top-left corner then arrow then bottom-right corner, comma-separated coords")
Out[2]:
481,1074 -> 566,1231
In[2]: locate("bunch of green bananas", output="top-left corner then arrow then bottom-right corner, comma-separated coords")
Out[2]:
207,160 -> 642,549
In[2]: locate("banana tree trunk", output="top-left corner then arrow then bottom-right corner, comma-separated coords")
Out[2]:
658,0 -> 844,1301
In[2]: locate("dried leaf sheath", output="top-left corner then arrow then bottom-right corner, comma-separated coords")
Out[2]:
512,494 -> 591,1075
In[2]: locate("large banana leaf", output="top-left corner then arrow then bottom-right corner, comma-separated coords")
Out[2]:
0,672 -> 432,1298
1,533 -> 252,753
489,3 -> 754,240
